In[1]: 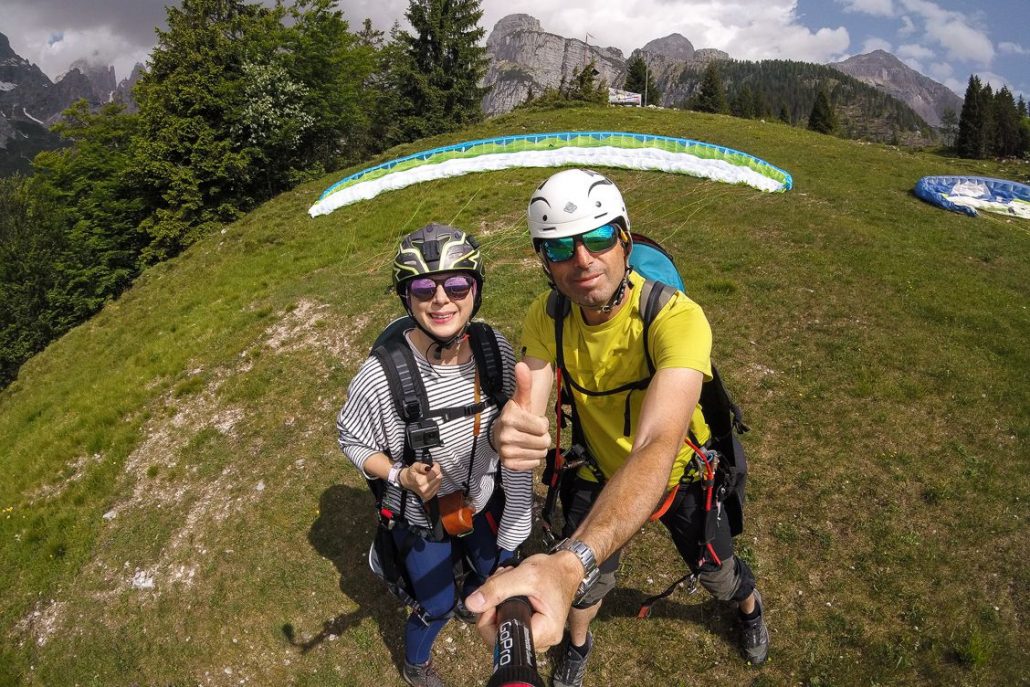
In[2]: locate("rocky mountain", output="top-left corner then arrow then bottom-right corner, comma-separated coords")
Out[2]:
0,32 -> 141,175
113,63 -> 144,113
482,14 -> 731,115
483,14 -> 625,116
828,50 -> 962,127
67,58 -> 117,102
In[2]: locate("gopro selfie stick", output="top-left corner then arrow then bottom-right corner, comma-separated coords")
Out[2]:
486,596 -> 544,687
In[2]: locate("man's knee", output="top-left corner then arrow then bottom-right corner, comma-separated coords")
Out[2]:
698,556 -> 756,603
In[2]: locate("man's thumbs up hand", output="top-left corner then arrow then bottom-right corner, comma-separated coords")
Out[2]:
494,361 -> 551,471
510,361 -> 535,409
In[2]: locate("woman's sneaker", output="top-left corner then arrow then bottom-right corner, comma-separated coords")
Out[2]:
739,589 -> 770,665
552,632 -> 592,687
403,659 -> 445,687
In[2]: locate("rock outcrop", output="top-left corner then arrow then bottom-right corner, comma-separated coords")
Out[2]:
113,63 -> 144,113
482,17 -> 733,116
828,50 -> 962,127
639,34 -> 695,62
482,14 -> 625,115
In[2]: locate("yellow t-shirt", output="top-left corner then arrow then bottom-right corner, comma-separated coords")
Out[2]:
522,271 -> 713,490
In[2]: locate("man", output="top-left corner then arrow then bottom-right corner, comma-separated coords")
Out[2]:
466,169 -> 769,685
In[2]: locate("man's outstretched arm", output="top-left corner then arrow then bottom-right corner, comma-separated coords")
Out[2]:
468,366 -> 703,648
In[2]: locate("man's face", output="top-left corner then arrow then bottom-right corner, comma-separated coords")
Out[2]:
543,226 -> 627,310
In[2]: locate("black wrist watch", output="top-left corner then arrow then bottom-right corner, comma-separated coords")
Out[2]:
550,537 -> 600,603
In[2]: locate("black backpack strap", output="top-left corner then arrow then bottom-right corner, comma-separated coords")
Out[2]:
468,321 -> 509,410
372,338 -> 428,428
371,333 -> 445,537
639,279 -> 676,376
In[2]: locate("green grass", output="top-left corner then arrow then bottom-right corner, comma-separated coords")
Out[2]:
1,104 -> 1027,686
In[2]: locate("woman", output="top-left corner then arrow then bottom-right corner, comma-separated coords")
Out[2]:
337,224 -> 532,687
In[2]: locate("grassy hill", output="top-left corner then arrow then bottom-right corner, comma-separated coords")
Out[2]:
1,105 -> 1027,687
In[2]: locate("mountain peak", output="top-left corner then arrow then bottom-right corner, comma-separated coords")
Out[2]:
641,34 -> 695,61
829,50 -> 963,126
0,32 -> 13,59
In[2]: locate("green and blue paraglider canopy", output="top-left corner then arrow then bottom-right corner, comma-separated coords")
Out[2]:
308,131 -> 793,218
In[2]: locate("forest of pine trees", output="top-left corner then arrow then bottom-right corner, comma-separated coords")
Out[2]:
0,0 -> 491,387
955,75 -> 1030,159
679,59 -> 935,144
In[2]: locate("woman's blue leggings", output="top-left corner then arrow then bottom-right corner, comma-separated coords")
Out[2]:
392,509 -> 504,665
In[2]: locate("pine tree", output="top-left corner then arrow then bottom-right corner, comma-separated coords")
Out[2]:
281,0 -> 376,172
388,0 -> 489,143
992,86 -> 1022,157
693,61 -> 728,114
565,60 -> 608,104
132,0 -> 284,261
625,55 -> 660,106
730,85 -> 755,119
956,75 -> 993,159
0,176 -> 69,386
939,108 -> 959,149
807,87 -> 837,134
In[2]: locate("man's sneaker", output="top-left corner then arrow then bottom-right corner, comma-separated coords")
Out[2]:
739,589 -> 770,665
403,659 -> 445,687
552,632 -> 592,687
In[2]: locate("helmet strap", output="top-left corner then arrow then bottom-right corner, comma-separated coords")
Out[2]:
402,298 -> 471,360
586,264 -> 633,314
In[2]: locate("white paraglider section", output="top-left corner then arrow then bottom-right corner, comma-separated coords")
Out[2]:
308,131 -> 793,218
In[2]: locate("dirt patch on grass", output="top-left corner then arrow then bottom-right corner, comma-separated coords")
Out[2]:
12,599 -> 65,647
261,298 -> 370,365
25,452 -> 105,505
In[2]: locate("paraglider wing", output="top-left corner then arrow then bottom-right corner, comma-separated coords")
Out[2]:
308,131 -> 793,218
914,175 -> 1030,219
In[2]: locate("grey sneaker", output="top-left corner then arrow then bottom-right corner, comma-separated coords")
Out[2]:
403,659 -> 445,687
739,589 -> 770,665
552,632 -> 592,687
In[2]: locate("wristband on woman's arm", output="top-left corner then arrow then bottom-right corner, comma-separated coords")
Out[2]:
387,460 -> 406,487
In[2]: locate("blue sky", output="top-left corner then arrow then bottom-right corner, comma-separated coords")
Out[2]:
796,0 -> 1029,98
2,0 -> 1027,100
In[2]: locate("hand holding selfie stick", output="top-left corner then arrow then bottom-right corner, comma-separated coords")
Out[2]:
486,596 -> 544,687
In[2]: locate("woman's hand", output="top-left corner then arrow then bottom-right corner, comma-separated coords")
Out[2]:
400,461 -> 442,502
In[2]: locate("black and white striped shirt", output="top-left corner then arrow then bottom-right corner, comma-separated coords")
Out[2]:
337,327 -> 532,551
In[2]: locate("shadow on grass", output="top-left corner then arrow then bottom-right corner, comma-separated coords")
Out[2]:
597,585 -> 740,652
283,483 -> 406,670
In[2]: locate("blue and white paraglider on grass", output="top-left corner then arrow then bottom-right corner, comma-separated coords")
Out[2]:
914,175 -> 1030,219
308,131 -> 793,218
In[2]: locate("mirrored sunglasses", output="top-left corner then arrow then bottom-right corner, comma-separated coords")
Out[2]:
408,274 -> 475,301
540,223 -> 620,263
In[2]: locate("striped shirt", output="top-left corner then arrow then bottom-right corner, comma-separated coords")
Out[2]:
337,327 -> 532,551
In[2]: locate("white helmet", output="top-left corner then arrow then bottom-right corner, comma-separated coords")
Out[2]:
527,169 -> 630,240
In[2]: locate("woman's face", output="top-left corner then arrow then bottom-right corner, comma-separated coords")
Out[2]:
406,271 -> 477,341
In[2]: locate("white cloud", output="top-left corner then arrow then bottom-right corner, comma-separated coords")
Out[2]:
30,27 -> 149,83
998,42 -> 1029,56
897,43 -> 934,61
976,71 -> 1016,93
897,0 -> 994,64
839,0 -> 895,17
861,37 -> 893,53
897,15 -> 916,37
477,1 -> 854,63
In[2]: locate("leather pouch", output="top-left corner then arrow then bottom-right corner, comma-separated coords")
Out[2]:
439,491 -> 474,537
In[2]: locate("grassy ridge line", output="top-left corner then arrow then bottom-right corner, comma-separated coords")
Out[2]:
0,105 -> 1027,686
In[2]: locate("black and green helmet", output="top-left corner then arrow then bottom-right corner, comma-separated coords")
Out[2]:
392,223 -> 485,306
